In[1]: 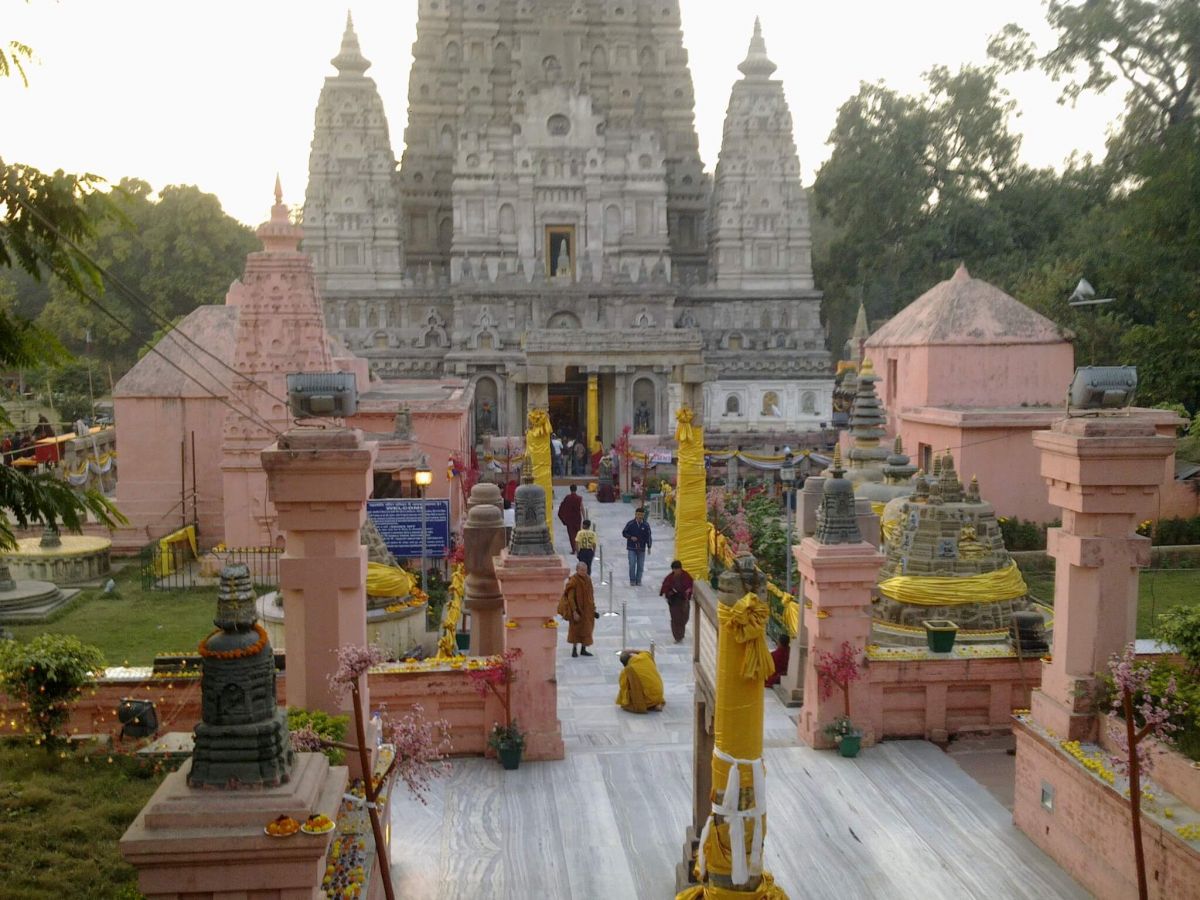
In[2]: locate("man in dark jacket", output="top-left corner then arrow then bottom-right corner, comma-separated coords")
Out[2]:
621,507 -> 652,586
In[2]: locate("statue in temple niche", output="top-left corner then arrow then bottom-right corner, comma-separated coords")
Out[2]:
957,525 -> 987,560
634,401 -> 653,434
393,406 -> 413,439
761,391 -> 781,417
555,241 -> 572,278
476,401 -> 497,435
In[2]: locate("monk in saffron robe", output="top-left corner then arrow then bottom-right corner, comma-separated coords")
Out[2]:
558,562 -> 596,657
617,650 -> 665,713
557,484 -> 584,552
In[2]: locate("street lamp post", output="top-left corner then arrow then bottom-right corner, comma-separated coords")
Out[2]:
415,455 -> 433,592
780,449 -> 796,598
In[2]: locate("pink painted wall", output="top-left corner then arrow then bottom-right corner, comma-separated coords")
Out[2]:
1014,720 -> 1200,900
899,419 -> 1058,522
865,656 -> 1039,742
869,342 -> 1075,435
113,395 -> 229,549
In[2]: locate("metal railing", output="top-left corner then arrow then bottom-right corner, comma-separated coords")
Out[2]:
139,541 -> 281,592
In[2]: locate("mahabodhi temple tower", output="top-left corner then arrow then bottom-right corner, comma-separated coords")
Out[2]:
304,5 -> 832,447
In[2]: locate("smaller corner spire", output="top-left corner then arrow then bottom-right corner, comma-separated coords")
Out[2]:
273,173 -> 283,207
738,16 -> 777,79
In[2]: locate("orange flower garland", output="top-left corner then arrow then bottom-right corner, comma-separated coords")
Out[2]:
198,623 -> 269,660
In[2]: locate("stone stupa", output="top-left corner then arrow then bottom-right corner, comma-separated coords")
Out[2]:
844,358 -> 889,487
872,451 -> 1038,643
189,564 -> 293,789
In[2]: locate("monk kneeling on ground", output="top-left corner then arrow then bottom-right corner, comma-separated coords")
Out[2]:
617,650 -> 664,713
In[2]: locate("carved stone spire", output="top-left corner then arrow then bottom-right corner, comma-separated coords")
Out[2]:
509,468 -> 553,556
847,359 -> 889,476
257,179 -> 303,254
738,17 -> 778,79
331,11 -> 371,75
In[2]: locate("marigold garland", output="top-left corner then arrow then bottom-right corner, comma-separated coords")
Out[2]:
198,623 -> 269,660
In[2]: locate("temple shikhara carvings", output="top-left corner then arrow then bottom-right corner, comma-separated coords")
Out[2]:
303,6 -> 832,443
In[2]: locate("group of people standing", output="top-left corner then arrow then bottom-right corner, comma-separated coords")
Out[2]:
550,432 -> 591,476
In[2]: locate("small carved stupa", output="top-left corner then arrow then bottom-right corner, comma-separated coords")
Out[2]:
189,564 -> 293,788
814,447 -> 861,545
858,436 -> 918,509
873,453 -> 1036,641
509,470 -> 553,556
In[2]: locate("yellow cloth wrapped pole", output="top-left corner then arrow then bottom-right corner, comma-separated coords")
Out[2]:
365,562 -> 416,598
674,407 -> 708,583
526,409 -> 554,545
682,591 -> 787,898
587,374 -> 599,454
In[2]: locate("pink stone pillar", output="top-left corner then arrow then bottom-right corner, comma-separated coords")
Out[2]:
1030,418 -> 1175,741
493,549 -> 569,761
261,429 -> 377,725
795,538 -> 883,749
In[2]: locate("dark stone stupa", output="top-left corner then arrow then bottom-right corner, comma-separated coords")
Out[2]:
188,564 -> 293,789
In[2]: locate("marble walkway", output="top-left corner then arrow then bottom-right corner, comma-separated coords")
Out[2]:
389,489 -> 1089,899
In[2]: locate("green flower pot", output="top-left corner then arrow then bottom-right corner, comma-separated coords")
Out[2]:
923,619 -> 959,653
837,733 -> 862,758
497,742 -> 523,770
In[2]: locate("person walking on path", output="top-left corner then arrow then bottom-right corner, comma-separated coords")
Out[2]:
558,562 -> 597,657
621,507 -> 652,586
659,559 -> 694,643
557,483 -> 584,552
576,518 -> 597,575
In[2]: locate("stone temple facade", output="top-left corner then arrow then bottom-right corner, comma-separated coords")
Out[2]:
303,6 -> 832,446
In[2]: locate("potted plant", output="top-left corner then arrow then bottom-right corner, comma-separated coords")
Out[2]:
488,720 -> 526,770
922,619 -> 959,653
467,648 -> 525,769
815,641 -> 866,758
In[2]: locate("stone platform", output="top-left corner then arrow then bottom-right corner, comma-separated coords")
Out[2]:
0,581 -> 78,624
5,534 -> 112,584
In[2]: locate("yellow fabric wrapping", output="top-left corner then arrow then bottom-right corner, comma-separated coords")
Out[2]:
705,593 -> 771,879
156,525 -> 198,576
674,408 -> 709,582
870,501 -> 886,518
365,562 -> 416,598
675,872 -> 789,900
881,512 -> 902,545
526,409 -> 554,542
616,651 -> 665,712
707,524 -> 736,569
877,561 -> 1029,606
587,374 -> 599,453
763,583 -> 798,637
434,564 -> 467,659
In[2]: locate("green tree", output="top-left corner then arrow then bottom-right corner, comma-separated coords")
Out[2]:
0,32 -> 125,543
34,179 -> 256,368
0,634 -> 105,751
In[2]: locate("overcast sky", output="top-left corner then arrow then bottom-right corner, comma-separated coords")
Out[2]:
3,0 -> 1126,227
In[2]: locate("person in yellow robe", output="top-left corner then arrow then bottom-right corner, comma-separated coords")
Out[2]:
616,650 -> 664,713
558,562 -> 597,657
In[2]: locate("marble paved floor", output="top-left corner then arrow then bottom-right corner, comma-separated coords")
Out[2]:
389,490 -> 1090,899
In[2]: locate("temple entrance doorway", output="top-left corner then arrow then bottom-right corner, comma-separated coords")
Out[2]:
548,368 -> 593,444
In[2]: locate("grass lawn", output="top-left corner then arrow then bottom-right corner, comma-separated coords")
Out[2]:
7,565 -> 215,667
0,741 -> 169,899
1024,568 -> 1200,639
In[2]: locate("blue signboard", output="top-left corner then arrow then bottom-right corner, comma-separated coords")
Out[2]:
366,498 -> 451,559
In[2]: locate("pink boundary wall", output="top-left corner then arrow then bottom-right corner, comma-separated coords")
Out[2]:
1014,718 -> 1200,900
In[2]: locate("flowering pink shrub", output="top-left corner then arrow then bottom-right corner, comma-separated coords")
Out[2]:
1108,644 -> 1186,774
381,703 -> 452,805
327,644 -> 385,702
815,641 -> 864,720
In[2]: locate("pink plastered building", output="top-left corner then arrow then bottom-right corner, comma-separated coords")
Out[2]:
866,265 -> 1184,523
113,189 -> 471,550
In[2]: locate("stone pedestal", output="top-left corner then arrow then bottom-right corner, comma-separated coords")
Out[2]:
795,538 -> 883,748
121,753 -> 346,899
261,428 -> 377,728
493,548 -> 568,761
464,484 -> 507,656
1029,417 -> 1175,741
